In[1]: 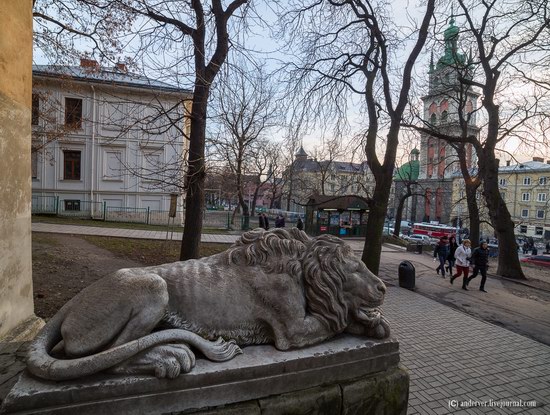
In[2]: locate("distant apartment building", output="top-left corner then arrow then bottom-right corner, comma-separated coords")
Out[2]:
498,159 -> 550,239
449,158 -> 550,240
31,59 -> 191,218
283,146 -> 376,214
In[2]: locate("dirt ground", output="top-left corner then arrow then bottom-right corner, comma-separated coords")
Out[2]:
32,233 -> 144,319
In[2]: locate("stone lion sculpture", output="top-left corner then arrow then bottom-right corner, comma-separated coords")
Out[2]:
27,228 -> 389,381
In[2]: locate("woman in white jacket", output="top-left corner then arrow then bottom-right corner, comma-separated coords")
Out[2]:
450,239 -> 472,290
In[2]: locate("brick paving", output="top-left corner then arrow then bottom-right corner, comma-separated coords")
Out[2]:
1,225 -> 548,413
384,287 -> 549,414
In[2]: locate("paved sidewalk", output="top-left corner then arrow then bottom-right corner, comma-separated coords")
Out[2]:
1,224 -> 547,413
385,287 -> 549,414
31,222 -> 240,244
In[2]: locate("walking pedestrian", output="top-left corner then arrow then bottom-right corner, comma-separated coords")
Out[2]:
259,214 -> 265,230
467,241 -> 489,293
275,215 -> 285,228
446,235 -> 458,275
262,213 -> 270,230
433,236 -> 450,278
296,217 -> 304,231
450,239 -> 472,290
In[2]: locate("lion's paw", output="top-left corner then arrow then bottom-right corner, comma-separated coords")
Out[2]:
111,343 -> 196,378
366,316 -> 391,339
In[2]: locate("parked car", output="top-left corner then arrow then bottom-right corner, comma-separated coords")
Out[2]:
520,255 -> 550,268
404,234 -> 433,245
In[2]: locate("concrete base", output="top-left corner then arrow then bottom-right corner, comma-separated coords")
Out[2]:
0,335 -> 408,415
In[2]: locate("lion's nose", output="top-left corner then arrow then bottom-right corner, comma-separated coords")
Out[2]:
377,282 -> 386,294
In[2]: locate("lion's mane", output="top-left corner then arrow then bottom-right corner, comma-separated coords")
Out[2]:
223,228 -> 356,334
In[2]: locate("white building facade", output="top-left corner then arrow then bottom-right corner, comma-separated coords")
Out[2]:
31,60 -> 191,221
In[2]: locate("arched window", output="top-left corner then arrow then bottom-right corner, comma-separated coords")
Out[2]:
440,99 -> 449,112
441,111 -> 448,123
435,188 -> 443,220
427,139 -> 435,177
430,113 -> 437,125
425,189 -> 432,220
438,145 -> 446,177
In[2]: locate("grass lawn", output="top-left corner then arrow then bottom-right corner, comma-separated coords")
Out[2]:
82,235 -> 230,265
32,214 -> 232,234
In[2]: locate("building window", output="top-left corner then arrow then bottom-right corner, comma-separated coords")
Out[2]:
540,177 -> 547,185
63,150 -> 81,180
522,192 -> 531,202
64,200 -> 81,211
523,177 -> 531,185
519,225 -> 527,233
537,210 -> 545,219
441,111 -> 448,123
499,178 -> 506,186
32,94 -> 40,126
535,227 -> 543,236
537,193 -> 547,202
521,209 -> 529,218
65,97 -> 83,128
430,113 -> 437,125
500,192 -> 506,201
103,150 -> 123,180
31,151 -> 38,179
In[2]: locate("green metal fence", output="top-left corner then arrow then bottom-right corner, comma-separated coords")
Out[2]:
58,200 -> 104,219
32,195 -> 58,214
104,206 -> 149,223
31,195 -> 290,230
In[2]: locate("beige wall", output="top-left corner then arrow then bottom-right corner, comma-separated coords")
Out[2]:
0,0 -> 35,338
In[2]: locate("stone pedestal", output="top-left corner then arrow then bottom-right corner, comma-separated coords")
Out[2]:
0,335 -> 408,415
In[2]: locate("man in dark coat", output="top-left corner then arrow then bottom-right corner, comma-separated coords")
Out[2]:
467,241 -> 490,292
433,236 -> 450,278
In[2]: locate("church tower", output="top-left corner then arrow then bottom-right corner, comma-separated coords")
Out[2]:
416,16 -> 480,224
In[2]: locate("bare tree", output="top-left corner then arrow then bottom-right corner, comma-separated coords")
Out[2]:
410,1 -> 550,279
280,0 -> 436,273
210,64 -> 279,226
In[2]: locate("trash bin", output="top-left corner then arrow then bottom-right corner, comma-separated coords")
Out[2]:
406,242 -> 423,253
398,260 -> 415,290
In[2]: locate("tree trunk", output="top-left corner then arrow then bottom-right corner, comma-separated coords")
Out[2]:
362,178 -> 391,274
180,83 -> 209,261
455,144 -> 481,248
392,190 -> 411,237
465,183 -> 480,248
480,149 -> 525,279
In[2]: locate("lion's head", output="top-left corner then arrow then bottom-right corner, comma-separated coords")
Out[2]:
302,234 -> 390,339
225,228 -> 390,339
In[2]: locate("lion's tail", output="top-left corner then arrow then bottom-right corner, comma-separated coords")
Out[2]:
27,312 -> 242,381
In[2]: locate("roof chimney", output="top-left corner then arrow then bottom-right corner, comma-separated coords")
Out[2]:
115,63 -> 127,73
533,156 -> 544,162
80,58 -> 99,70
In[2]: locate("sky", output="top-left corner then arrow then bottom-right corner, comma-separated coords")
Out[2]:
32,0 -> 548,166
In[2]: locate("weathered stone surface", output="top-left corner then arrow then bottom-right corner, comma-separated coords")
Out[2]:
0,0 -> 35,340
259,384 -> 341,415
26,229 -> 390,382
342,367 -> 409,415
183,402 -> 260,415
1,335 -> 401,415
